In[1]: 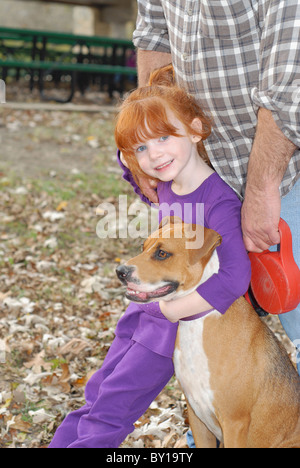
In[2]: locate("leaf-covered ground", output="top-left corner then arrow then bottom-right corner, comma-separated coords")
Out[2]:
0,97 -> 296,448
0,103 -> 188,448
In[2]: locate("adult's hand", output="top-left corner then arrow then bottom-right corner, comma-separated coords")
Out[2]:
242,184 -> 281,253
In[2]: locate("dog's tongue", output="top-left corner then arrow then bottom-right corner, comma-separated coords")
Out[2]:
126,283 -> 173,301
136,291 -> 148,301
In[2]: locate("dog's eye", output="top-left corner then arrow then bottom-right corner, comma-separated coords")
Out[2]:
155,249 -> 172,260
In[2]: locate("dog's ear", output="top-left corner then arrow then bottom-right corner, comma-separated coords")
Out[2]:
204,228 -> 222,253
188,227 -> 222,265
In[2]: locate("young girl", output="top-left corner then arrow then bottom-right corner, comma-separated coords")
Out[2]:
49,65 -> 251,448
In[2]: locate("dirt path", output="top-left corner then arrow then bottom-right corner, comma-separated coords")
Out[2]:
0,105 -> 117,177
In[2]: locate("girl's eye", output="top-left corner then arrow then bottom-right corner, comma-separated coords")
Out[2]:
136,145 -> 147,153
159,136 -> 169,142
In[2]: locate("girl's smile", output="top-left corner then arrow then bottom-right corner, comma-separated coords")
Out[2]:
155,159 -> 174,171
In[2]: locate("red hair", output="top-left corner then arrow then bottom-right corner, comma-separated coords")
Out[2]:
115,65 -> 212,191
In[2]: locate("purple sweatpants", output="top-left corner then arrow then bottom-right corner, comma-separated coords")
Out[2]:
49,303 -> 177,448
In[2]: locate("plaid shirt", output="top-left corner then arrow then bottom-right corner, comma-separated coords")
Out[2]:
133,0 -> 300,198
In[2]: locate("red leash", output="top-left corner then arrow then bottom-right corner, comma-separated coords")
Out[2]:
245,218 -> 300,315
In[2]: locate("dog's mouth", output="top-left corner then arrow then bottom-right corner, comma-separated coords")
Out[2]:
125,281 -> 179,303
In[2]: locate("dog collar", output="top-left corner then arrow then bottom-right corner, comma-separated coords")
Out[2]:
180,308 -> 215,322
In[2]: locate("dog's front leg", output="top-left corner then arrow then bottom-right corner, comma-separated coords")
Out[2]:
186,400 -> 218,448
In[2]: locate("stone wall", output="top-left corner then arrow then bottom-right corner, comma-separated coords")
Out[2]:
0,1 -> 74,33
0,0 -> 136,38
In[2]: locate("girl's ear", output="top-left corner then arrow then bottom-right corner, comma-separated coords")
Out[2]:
190,118 -> 203,142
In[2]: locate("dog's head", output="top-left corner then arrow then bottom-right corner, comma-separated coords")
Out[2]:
116,216 -> 222,303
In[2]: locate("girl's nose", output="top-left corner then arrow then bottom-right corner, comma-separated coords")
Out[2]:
148,143 -> 163,161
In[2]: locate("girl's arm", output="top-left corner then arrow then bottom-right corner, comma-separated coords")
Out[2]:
160,194 -> 252,322
160,292 -> 212,323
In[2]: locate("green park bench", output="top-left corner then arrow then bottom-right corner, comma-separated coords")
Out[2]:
0,26 -> 137,103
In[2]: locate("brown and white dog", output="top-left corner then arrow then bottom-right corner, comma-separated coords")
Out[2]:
116,217 -> 300,448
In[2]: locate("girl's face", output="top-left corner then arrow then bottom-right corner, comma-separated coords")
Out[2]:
133,113 -> 201,183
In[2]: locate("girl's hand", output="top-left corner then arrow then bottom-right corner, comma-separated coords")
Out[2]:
137,175 -> 159,204
159,291 -> 213,323
120,152 -> 159,204
159,299 -> 181,323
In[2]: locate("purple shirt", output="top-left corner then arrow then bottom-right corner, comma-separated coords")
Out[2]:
120,155 -> 251,314
157,174 -> 251,313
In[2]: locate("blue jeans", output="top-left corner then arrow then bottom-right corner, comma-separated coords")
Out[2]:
277,178 -> 300,375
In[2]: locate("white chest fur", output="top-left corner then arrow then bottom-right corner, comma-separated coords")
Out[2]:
174,313 -> 223,442
173,251 -> 223,442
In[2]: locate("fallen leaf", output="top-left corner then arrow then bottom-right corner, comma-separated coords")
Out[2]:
28,409 -> 53,424
56,201 -> 68,212
58,338 -> 91,356
6,415 -> 31,433
24,351 -> 52,373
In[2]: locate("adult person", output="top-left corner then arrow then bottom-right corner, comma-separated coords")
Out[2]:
121,0 -> 300,373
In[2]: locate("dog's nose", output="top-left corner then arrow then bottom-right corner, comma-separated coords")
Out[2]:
116,265 -> 134,283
